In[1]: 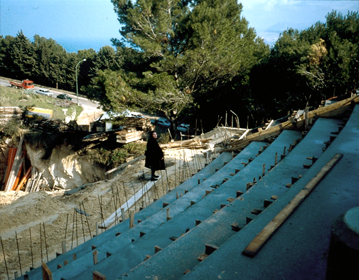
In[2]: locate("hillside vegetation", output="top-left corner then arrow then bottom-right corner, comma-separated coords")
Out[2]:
0,6 -> 357,130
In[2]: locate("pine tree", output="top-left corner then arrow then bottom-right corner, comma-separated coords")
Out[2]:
105,0 -> 268,127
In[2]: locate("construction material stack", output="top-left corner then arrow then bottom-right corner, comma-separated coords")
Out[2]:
115,118 -> 154,144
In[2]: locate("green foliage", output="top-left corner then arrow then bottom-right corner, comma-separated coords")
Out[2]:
81,142 -> 146,167
250,11 -> 359,118
0,119 -> 21,142
98,0 -> 269,127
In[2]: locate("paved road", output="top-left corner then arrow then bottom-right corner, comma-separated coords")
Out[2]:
0,78 -> 100,109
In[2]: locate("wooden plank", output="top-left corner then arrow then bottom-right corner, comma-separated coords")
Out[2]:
31,172 -> 43,193
15,166 -> 32,191
129,210 -> 134,228
93,271 -> 106,280
93,250 -> 98,265
41,263 -> 52,280
243,153 -> 343,257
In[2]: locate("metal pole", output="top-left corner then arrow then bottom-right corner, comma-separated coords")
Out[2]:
76,59 -> 86,106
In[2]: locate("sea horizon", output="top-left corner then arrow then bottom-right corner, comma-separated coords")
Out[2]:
55,37 -> 116,53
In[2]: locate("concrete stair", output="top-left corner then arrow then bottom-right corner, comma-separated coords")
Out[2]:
183,105 -> 359,280
21,106 -> 359,280
67,129 -> 303,280
115,118 -> 343,279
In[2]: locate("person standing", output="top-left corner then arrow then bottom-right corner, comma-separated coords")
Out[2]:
145,131 -> 165,181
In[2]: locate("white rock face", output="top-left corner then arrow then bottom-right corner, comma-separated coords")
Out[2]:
25,143 -> 106,189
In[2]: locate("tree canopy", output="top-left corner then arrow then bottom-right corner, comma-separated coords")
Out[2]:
250,11 -> 359,119
98,0 -> 268,125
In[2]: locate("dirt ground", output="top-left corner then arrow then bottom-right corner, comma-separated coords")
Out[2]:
0,148 -> 214,280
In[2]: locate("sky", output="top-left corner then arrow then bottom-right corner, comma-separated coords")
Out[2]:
1,0 -> 358,52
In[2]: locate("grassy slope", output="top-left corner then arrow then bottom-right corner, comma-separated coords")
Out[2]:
0,86 -> 83,120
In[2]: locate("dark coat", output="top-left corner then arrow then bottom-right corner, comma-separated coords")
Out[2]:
145,137 -> 165,170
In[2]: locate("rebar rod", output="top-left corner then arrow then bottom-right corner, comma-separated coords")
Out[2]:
160,170 -> 166,196
0,236 -> 10,280
29,228 -> 34,268
75,207 -> 78,246
43,223 -> 49,262
71,209 -> 75,249
111,186 -> 118,225
123,182 -> 130,215
97,195 -> 104,233
64,213 -> 69,240
15,231 -> 22,275
174,154 -> 177,187
79,204 -> 86,243
140,181 -> 145,209
131,182 -> 137,213
39,223 -> 43,263
116,185 -> 123,221
82,201 -> 92,238
165,169 -> 170,193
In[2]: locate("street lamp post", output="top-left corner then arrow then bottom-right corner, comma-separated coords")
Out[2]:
76,59 -> 86,106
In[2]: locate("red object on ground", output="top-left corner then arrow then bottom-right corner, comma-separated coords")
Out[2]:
15,166 -> 32,191
3,147 -> 17,188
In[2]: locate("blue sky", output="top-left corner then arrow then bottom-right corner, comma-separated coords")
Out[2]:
1,0 -> 358,52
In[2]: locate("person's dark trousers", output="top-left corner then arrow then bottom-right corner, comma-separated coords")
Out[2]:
151,167 -> 159,180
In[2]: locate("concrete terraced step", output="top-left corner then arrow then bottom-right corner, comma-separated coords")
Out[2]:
116,118 -> 341,280
183,105 -> 359,280
69,129 -> 303,280
20,151 -> 233,280
48,141 -> 267,280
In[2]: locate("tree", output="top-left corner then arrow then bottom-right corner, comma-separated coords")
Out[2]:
102,0 -> 268,128
7,31 -> 36,79
33,35 -> 68,88
250,11 -> 358,118
0,35 -> 16,76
